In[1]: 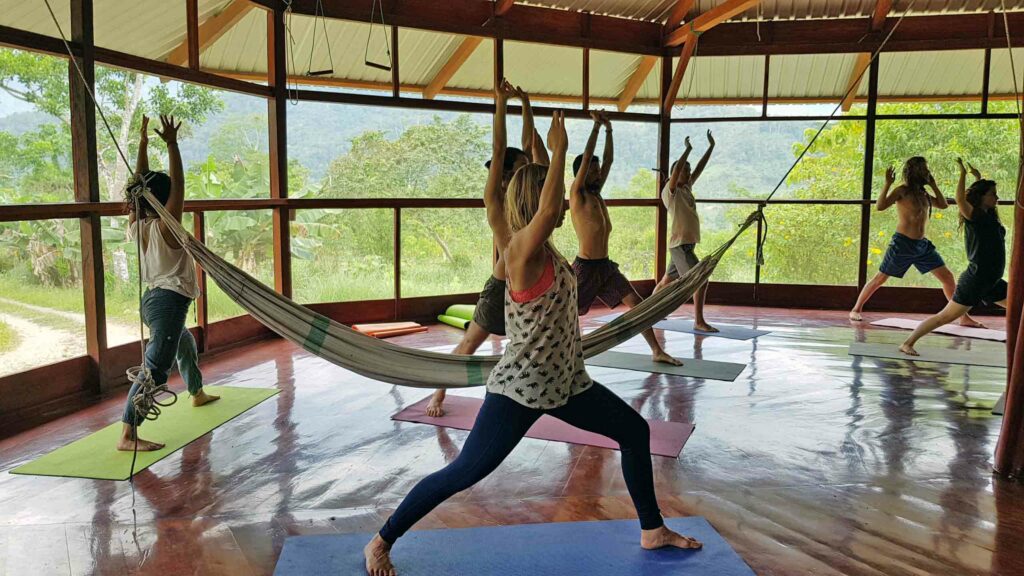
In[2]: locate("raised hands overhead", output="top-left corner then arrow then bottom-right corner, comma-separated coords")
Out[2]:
140,115 -> 150,142
706,129 -> 714,146
547,110 -> 568,155
154,114 -> 181,144
885,166 -> 896,186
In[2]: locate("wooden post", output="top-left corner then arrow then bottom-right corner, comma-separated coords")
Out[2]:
186,0 -> 200,70
394,207 -> 402,319
655,55 -> 672,281
858,56 -> 880,290
268,8 -> 291,298
493,37 -> 504,91
70,0 -> 108,390
582,47 -> 590,111
193,212 -> 208,353
761,54 -> 770,117
391,25 -> 400,99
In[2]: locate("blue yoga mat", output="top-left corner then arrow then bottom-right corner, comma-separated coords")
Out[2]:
596,313 -> 770,341
274,516 -> 754,576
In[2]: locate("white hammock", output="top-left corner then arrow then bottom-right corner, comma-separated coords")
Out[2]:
143,191 -> 758,389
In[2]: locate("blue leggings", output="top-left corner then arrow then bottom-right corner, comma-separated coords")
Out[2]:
379,383 -> 664,543
122,288 -> 203,426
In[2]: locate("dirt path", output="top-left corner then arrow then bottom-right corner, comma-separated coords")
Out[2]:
0,298 -> 139,377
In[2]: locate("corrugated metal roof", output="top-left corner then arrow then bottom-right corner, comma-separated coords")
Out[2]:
504,41 -> 585,98
201,5 -> 266,75
591,50 -> 661,101
989,48 -> 1024,94
877,50 -> 986,97
674,54 -> 765,100
521,0 -> 1024,23
769,53 -> 856,99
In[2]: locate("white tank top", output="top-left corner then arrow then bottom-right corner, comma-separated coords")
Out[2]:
128,218 -> 200,300
662,181 -> 701,247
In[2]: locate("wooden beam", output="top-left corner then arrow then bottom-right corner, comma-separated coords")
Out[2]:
617,55 -> 658,112
841,52 -> 872,112
665,0 -> 760,47
166,0 -> 256,67
423,36 -> 483,100
289,0 -> 664,55
663,38 -> 697,114
186,0 -> 200,70
664,0 -> 696,29
69,0 -> 107,391
871,0 -> 893,31
496,0 -> 516,16
96,47 -> 273,97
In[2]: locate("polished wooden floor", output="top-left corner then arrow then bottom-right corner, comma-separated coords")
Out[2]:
1,305 -> 1021,576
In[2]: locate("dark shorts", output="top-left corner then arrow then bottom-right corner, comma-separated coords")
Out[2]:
472,276 -> 506,336
666,244 -> 699,279
879,233 -> 945,278
952,267 -> 1008,307
572,257 -> 635,315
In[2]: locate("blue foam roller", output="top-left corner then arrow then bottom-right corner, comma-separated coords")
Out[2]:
274,516 -> 754,575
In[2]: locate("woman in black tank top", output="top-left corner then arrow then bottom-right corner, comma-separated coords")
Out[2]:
900,159 -> 1007,356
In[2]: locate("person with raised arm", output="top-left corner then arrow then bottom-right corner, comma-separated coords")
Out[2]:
364,107 -> 702,576
900,158 -> 1007,355
653,130 -> 718,333
570,111 -> 681,365
426,80 -> 536,417
118,115 -> 218,452
850,156 -> 984,327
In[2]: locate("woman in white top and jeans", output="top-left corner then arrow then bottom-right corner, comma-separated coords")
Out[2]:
118,115 -> 218,452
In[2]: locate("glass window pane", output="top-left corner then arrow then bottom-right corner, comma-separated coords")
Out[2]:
0,48 -> 75,204
668,119 -> 864,200
93,65 -> 267,202
0,219 -> 85,376
400,208 -> 491,298
761,205 -> 860,286
205,209 -> 273,321
607,207 -> 656,280
292,208 -> 394,304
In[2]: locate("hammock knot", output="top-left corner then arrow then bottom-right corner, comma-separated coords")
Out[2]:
126,365 -> 178,422
123,174 -> 149,204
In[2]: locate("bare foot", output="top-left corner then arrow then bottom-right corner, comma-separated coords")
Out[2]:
693,322 -> 719,333
426,389 -> 446,417
364,534 -> 396,576
849,310 -> 863,322
192,390 -> 220,407
898,343 -> 919,356
959,316 -> 987,328
640,525 -> 702,551
116,437 -> 165,452
652,351 -> 683,366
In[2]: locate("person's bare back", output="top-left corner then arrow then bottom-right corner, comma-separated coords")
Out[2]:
892,185 -> 932,239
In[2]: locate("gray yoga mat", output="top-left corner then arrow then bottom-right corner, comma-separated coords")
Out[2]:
586,351 -> 746,382
596,313 -> 771,341
848,341 -> 1007,368
993,392 -> 1006,416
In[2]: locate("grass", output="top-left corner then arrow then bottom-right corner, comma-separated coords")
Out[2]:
0,318 -> 18,353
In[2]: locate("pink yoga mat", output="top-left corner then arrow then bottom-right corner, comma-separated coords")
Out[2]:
392,395 -> 695,458
871,317 -> 1006,342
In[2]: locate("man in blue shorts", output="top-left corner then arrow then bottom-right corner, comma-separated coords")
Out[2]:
849,158 -> 983,327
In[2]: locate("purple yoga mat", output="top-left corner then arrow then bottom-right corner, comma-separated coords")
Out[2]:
392,395 -> 695,458
871,317 -> 1007,342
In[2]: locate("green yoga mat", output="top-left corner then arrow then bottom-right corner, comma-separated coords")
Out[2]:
445,304 -> 476,321
438,314 -> 471,330
10,386 -> 278,481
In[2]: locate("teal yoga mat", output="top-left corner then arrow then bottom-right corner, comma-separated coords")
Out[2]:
445,304 -> 476,321
438,314 -> 471,330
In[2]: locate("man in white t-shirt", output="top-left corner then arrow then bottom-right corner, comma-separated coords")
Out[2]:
653,130 -> 717,333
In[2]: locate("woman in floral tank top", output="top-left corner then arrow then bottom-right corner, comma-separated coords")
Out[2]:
364,83 -> 703,575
